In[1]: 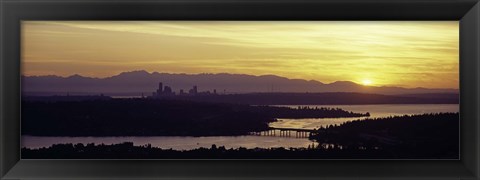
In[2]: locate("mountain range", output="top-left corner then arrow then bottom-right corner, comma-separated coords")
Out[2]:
22,70 -> 459,96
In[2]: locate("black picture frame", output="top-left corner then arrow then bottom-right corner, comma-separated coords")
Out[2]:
1,0 -> 479,179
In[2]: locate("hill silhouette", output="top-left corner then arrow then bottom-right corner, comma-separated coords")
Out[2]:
22,70 -> 459,96
21,99 -> 368,136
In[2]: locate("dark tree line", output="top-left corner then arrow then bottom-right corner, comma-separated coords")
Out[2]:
251,105 -> 369,118
309,113 -> 459,159
21,140 -> 454,159
22,98 -> 367,136
22,99 -> 271,136
161,92 -> 458,105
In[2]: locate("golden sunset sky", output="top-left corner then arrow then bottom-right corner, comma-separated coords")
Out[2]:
22,21 -> 459,89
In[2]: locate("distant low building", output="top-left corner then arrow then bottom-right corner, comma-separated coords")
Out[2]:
189,85 -> 198,95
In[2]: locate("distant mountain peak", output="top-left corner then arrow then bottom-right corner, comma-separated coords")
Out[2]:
118,70 -> 150,76
67,74 -> 85,78
329,81 -> 359,86
22,74 -> 62,78
308,80 -> 325,85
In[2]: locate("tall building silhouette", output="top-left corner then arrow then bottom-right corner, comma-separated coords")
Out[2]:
156,82 -> 163,95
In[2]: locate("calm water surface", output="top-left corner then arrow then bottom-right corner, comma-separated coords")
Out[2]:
271,104 -> 459,129
22,104 -> 458,150
22,135 -> 318,150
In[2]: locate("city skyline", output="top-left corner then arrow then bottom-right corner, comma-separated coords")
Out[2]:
22,21 -> 459,89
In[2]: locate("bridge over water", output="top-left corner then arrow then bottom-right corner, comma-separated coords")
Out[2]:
249,127 -> 321,138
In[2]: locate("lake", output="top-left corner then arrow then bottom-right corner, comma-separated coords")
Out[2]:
22,104 -> 458,150
270,104 -> 459,129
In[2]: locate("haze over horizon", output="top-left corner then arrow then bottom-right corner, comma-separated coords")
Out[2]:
22,21 -> 459,89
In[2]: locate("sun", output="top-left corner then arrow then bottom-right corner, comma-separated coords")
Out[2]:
361,79 -> 373,86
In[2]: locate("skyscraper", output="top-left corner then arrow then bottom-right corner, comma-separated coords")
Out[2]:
158,82 -> 163,93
